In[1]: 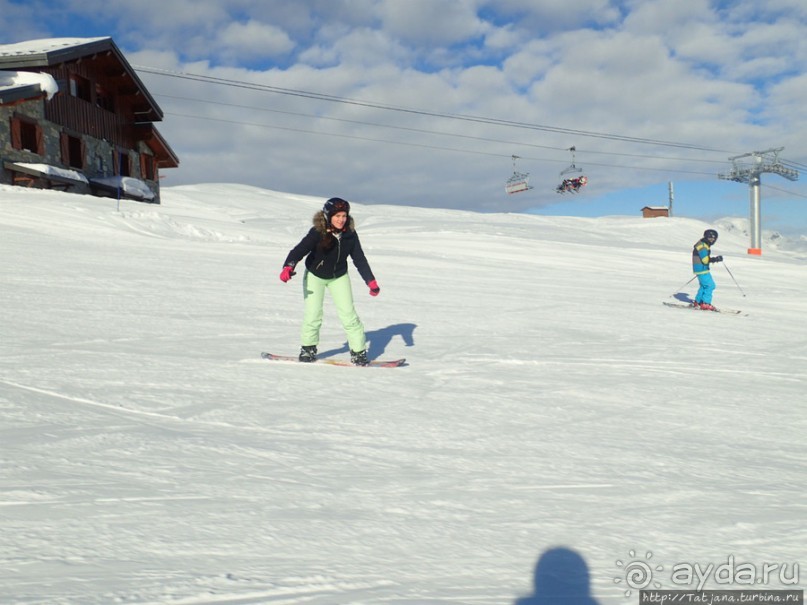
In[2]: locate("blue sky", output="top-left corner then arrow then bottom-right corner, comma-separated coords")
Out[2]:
2,0 -> 807,237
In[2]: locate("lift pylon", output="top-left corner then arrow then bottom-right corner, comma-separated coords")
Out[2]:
718,147 -> 799,255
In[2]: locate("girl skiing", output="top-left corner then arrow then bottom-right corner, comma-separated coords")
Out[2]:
279,197 -> 380,365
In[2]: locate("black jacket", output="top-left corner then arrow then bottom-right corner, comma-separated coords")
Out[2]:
283,212 -> 375,283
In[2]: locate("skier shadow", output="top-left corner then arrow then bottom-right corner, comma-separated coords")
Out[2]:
673,291 -> 694,303
318,322 -> 416,360
514,547 -> 600,605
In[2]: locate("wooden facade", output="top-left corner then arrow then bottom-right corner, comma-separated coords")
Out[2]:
0,38 -> 178,202
641,206 -> 670,218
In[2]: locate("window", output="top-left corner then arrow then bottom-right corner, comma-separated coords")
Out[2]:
69,74 -> 92,102
10,117 -> 44,155
19,122 -> 38,152
95,83 -> 114,112
140,153 -> 156,181
117,150 -> 130,176
60,132 -> 85,169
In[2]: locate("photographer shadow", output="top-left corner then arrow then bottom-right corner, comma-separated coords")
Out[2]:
515,547 -> 600,605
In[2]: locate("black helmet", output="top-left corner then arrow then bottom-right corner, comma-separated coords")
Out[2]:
703,229 -> 718,244
323,197 -> 350,221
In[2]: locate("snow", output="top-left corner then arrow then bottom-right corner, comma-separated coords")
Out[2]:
0,70 -> 59,100
8,162 -> 88,183
92,175 -> 156,200
1,183 -> 805,605
0,37 -> 110,57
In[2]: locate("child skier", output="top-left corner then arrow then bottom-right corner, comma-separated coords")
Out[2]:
692,228 -> 723,310
279,197 -> 380,365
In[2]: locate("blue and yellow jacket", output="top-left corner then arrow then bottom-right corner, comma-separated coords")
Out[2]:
692,239 -> 713,275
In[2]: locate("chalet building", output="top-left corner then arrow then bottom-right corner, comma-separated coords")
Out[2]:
641,206 -> 670,218
0,37 -> 178,203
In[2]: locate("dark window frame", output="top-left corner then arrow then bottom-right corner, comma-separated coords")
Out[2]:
60,131 -> 85,169
10,115 -> 44,155
69,74 -> 92,102
116,148 -> 131,177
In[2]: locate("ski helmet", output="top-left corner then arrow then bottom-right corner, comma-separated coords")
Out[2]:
703,229 -> 718,244
323,197 -> 350,221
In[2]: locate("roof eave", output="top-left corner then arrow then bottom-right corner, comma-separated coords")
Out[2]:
0,83 -> 44,105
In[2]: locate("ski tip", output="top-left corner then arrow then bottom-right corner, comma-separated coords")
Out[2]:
662,302 -> 744,315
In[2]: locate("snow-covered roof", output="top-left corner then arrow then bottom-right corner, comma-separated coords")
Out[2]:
6,162 -> 89,184
0,37 -> 111,63
0,37 -> 110,55
0,70 -> 59,101
91,176 -> 155,201
0,37 -> 163,121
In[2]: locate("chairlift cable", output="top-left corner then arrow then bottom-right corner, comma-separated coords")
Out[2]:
137,65 -> 739,154
155,92 -> 734,167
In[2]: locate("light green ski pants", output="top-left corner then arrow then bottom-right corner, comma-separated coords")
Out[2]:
301,270 -> 366,352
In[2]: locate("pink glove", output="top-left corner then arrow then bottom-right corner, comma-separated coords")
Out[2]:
368,280 -> 380,296
279,266 -> 296,283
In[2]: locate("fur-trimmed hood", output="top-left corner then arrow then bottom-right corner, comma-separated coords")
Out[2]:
313,210 -> 355,235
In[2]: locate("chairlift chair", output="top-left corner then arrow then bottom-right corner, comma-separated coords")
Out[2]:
505,155 -> 533,195
506,172 -> 532,194
559,146 -> 583,175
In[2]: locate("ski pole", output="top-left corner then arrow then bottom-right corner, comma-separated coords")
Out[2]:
671,275 -> 697,297
722,262 -> 747,297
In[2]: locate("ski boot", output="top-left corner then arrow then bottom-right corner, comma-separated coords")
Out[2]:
699,303 -> 716,311
298,345 -> 317,363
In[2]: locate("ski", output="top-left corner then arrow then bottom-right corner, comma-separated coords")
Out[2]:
663,301 -> 744,315
261,352 -> 406,368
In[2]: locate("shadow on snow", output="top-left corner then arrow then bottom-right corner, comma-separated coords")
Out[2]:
318,322 -> 417,360
514,547 -> 601,605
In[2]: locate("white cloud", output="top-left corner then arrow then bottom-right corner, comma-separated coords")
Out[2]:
482,23 -> 522,52
376,0 -> 487,46
486,0 -> 623,32
623,0 -> 715,34
300,25 -> 412,69
216,20 -> 295,63
721,0 -> 807,22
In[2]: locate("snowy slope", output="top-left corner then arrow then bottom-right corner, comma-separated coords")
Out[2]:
1,183 -> 805,605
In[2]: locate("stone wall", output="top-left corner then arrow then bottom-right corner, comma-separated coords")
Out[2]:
2,97 -> 160,201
